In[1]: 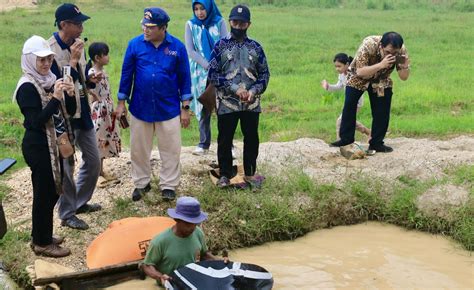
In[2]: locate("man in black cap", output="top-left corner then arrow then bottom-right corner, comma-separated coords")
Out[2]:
115,7 -> 192,202
208,4 -> 270,189
48,3 -> 102,230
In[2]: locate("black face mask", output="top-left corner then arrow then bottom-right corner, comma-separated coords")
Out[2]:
231,27 -> 247,40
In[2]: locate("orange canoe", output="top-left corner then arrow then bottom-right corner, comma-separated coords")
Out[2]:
86,217 -> 175,269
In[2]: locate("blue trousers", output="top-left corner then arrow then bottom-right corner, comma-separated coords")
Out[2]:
197,107 -> 211,149
339,85 -> 392,147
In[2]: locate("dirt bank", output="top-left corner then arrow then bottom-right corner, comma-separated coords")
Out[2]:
0,0 -> 36,11
2,136 -> 473,272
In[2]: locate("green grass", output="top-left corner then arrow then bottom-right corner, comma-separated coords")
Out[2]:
1,0 -> 473,166
1,164 -> 472,288
0,1 -> 473,287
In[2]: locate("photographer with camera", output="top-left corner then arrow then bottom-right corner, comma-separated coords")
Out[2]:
330,32 -> 410,153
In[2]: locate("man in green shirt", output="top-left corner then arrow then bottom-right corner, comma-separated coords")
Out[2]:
142,196 -> 216,285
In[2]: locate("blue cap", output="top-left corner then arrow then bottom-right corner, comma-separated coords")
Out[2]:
229,4 -> 250,22
142,7 -> 170,27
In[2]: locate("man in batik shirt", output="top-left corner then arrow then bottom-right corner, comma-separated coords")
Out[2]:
208,4 -> 270,188
331,32 -> 410,153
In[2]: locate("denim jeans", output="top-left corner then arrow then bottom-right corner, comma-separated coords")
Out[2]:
198,107 -> 211,149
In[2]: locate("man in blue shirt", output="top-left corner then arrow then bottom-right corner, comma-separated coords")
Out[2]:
208,5 -> 270,189
115,7 -> 192,202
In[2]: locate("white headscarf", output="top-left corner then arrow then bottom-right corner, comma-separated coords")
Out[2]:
21,53 -> 57,89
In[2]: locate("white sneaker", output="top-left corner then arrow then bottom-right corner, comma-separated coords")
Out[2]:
193,147 -> 209,156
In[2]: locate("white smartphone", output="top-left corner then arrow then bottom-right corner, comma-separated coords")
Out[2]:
62,65 -> 71,83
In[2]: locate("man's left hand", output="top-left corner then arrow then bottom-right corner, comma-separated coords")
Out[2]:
180,109 -> 190,128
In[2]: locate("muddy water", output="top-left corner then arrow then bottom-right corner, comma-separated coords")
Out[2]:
231,222 -> 473,290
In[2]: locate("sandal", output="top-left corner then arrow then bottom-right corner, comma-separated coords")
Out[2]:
245,175 -> 265,189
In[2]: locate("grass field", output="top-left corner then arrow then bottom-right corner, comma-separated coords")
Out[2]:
0,1 -> 473,286
0,0 -> 473,169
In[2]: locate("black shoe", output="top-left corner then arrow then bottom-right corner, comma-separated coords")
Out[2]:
76,203 -> 102,214
61,215 -> 89,230
132,183 -> 151,201
330,140 -> 351,147
162,189 -> 176,201
368,144 -> 393,153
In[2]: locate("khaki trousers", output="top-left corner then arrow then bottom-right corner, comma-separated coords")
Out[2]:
130,115 -> 181,190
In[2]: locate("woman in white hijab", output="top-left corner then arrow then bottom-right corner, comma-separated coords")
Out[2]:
14,35 -> 75,258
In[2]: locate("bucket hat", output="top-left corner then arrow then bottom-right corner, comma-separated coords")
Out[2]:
167,197 -> 208,224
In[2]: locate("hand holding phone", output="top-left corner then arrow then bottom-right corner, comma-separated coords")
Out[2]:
396,54 -> 407,65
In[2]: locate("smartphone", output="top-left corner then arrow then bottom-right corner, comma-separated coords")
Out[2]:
395,54 -> 406,65
62,65 -> 71,83
119,115 -> 130,129
0,158 -> 16,175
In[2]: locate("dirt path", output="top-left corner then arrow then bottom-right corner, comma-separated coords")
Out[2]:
0,0 -> 36,11
2,136 -> 474,271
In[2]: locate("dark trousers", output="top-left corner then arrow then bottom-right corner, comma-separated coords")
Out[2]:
22,143 -> 59,246
339,85 -> 392,147
217,111 -> 260,178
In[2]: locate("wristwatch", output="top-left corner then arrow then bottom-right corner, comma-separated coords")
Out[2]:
182,104 -> 190,111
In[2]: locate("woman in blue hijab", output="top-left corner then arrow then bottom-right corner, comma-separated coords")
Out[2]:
185,0 -> 228,156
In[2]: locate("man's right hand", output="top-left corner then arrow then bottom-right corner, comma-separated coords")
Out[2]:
236,88 -> 249,102
69,39 -> 84,67
115,101 -> 127,118
379,54 -> 396,69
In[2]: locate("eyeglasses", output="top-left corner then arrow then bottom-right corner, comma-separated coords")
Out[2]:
65,21 -> 83,28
